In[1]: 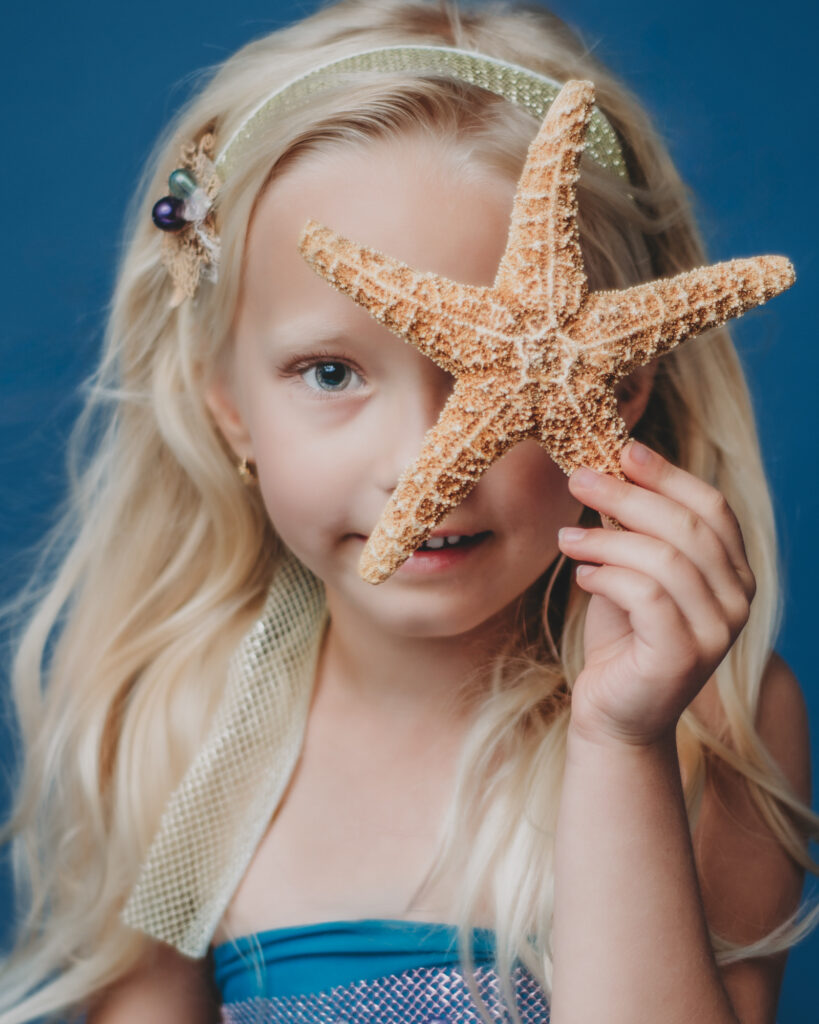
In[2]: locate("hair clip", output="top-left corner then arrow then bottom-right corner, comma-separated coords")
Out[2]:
148,47 -> 633,311
151,131 -> 221,308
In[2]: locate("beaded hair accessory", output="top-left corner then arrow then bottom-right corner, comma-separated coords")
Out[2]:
151,132 -> 221,307
150,44 -> 627,307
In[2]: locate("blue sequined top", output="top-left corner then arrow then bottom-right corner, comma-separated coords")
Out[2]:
211,917 -> 551,1022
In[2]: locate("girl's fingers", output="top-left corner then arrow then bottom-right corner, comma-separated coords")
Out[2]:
621,442 -> 755,594
573,563 -> 698,673
558,527 -> 743,654
568,442 -> 756,610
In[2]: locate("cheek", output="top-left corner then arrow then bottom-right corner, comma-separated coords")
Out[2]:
489,442 -> 581,531
256,448 -> 334,528
255,449 -> 313,525
250,410 -> 364,548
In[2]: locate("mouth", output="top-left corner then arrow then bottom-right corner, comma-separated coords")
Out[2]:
348,530 -> 492,576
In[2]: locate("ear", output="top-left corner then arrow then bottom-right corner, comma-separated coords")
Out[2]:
615,360 -> 658,431
204,372 -> 254,462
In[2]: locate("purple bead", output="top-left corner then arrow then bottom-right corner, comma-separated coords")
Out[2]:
151,195 -> 187,231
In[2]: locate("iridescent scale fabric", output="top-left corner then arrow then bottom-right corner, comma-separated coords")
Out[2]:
212,918 -> 551,1023
218,963 -> 550,1023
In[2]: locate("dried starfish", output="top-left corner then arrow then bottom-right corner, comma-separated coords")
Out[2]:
298,79 -> 794,584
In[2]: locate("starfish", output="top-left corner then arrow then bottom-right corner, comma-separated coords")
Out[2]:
298,79 -> 795,584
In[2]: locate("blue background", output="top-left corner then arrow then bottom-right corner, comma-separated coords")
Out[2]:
1,1 -> 816,1019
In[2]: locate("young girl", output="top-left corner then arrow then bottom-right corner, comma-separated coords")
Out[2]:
1,1 -> 817,1022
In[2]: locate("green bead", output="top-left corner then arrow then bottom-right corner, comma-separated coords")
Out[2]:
169,168 -> 198,199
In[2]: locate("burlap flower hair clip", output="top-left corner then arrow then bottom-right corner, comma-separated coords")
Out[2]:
151,129 -> 221,308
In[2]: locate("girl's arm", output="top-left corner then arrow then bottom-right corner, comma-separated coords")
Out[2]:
85,941 -> 219,1024
551,661 -> 808,1024
551,441 -> 811,1024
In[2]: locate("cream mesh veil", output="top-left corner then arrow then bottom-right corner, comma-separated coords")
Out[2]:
122,552 -> 327,956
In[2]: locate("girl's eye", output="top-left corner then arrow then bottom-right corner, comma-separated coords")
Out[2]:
300,360 -> 364,393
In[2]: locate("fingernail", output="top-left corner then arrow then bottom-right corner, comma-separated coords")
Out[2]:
559,528 -> 586,543
576,565 -> 596,578
574,467 -> 600,488
629,440 -> 652,464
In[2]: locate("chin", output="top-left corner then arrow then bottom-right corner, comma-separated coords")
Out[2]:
354,588 -> 521,640
304,543 -> 548,639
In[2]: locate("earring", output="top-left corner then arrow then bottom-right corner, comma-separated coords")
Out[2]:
237,456 -> 258,485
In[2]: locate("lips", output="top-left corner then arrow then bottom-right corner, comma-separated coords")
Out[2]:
348,530 -> 492,575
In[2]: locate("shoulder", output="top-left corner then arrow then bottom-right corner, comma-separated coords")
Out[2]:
690,652 -> 813,1024
690,650 -> 811,803
690,650 -> 812,890
753,651 -> 812,803
85,940 -> 219,1024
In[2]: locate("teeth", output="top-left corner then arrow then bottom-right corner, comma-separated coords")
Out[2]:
419,534 -> 470,551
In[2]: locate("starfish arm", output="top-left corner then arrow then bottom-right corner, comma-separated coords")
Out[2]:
493,79 -> 594,324
537,377 -> 629,480
570,255 -> 796,379
298,219 -> 516,374
359,379 -> 533,584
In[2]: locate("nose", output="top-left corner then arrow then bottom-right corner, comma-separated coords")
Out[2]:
373,360 -> 455,495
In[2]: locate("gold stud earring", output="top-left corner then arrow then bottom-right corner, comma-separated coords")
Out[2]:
237,456 -> 258,485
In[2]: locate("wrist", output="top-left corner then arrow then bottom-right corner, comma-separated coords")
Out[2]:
564,718 -> 684,793
567,712 -> 678,755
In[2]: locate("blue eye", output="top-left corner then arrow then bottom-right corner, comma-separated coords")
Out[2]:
301,360 -> 363,392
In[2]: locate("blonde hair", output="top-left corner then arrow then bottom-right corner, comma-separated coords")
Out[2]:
2,1 -> 817,1021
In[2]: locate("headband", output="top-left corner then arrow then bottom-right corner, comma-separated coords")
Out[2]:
151,44 -> 628,307
214,45 -> 628,177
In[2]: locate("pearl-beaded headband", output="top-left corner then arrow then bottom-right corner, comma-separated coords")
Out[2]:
150,44 -> 628,307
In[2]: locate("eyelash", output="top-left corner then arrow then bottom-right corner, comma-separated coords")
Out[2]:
285,352 -> 367,398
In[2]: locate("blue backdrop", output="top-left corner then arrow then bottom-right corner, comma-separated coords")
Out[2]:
1,1 -> 816,1019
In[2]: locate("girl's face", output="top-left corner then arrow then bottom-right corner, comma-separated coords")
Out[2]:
209,132 -> 585,638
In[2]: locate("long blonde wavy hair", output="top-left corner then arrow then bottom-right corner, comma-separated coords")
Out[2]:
2,1 -> 817,1022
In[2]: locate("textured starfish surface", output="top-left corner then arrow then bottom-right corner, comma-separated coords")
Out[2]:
298,80 -> 795,584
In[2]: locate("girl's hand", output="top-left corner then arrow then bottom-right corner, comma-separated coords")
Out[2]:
556,440 -> 756,748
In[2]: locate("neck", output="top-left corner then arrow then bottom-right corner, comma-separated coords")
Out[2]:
316,585 -> 543,728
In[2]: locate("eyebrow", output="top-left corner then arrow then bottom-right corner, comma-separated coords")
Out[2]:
267,321 -> 353,349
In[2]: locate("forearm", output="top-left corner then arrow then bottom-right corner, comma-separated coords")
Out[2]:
550,723 -> 738,1024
